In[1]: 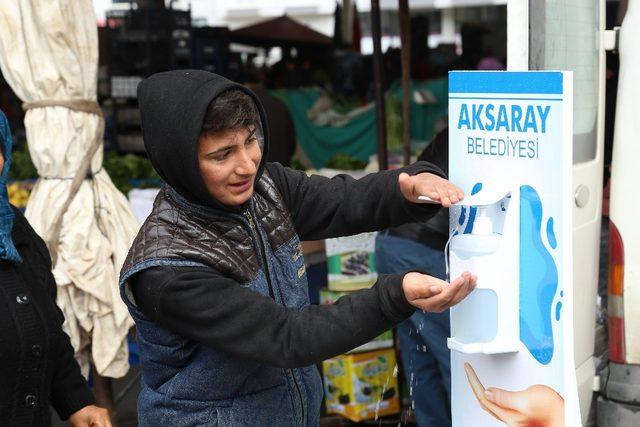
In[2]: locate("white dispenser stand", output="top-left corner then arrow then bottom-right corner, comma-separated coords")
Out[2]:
446,188 -> 520,354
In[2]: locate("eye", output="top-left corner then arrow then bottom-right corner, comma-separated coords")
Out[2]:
246,136 -> 258,145
211,150 -> 231,161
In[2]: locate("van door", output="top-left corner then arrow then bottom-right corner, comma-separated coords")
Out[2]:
507,0 -> 605,423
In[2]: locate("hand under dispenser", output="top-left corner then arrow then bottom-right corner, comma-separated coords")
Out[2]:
445,187 -> 520,355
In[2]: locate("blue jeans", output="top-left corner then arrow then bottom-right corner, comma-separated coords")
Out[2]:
375,233 -> 451,427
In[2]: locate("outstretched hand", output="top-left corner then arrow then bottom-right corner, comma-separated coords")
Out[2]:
398,172 -> 464,208
402,271 -> 477,313
465,362 -> 565,427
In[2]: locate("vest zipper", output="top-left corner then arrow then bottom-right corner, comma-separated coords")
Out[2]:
242,208 -> 306,426
243,209 -> 274,299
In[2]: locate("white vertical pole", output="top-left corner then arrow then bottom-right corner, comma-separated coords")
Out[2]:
507,0 -> 529,70
441,7 -> 456,43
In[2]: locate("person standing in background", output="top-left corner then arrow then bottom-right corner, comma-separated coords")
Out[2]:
243,69 -> 297,167
375,129 -> 452,427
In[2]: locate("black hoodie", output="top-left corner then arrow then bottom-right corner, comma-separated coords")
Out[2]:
130,70 -> 446,368
137,70 -> 269,208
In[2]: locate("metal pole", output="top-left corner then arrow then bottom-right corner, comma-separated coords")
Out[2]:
371,0 -> 388,170
399,0 -> 411,166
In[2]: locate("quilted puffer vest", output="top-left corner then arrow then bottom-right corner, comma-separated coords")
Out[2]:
120,172 -> 323,426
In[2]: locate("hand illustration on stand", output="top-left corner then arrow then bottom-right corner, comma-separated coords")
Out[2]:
464,363 -> 564,427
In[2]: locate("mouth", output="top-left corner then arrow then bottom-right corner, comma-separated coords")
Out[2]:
228,178 -> 253,194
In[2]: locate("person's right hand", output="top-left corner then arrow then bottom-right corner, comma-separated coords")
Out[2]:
465,362 -> 564,427
402,271 -> 477,312
68,404 -> 112,427
482,385 -> 565,427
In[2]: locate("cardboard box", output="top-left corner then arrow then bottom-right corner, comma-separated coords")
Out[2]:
323,349 -> 400,422
319,289 -> 393,353
326,232 -> 378,291
301,240 -> 325,256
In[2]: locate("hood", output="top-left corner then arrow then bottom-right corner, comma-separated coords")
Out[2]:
137,70 -> 269,208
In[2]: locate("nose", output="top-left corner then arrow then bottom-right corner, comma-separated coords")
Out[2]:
235,145 -> 258,176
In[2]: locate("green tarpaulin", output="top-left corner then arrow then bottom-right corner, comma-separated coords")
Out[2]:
272,78 -> 448,168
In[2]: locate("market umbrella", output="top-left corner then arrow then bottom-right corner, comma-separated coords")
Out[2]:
0,0 -> 138,378
230,15 -> 332,48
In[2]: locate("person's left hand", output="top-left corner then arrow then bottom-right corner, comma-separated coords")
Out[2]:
68,405 -> 112,427
403,271 -> 477,313
398,172 -> 464,208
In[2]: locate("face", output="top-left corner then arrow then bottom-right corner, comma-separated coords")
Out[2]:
198,126 -> 262,206
0,150 -> 4,174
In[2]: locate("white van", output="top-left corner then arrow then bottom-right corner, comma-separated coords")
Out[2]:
597,0 -> 640,425
508,0 -> 606,423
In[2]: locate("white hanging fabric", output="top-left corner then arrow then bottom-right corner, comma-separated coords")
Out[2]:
0,0 -> 139,378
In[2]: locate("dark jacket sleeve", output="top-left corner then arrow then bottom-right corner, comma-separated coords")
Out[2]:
265,161 -> 446,241
131,266 -> 415,368
37,237 -> 95,419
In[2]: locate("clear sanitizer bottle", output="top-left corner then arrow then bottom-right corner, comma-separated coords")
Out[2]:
450,206 -> 501,258
447,194 -> 520,355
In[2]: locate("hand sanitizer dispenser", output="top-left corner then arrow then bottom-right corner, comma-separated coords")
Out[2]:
446,188 -> 520,354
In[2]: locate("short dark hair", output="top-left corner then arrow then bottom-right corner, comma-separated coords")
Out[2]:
201,89 -> 261,136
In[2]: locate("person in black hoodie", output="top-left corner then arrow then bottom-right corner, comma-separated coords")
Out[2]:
119,70 -> 476,426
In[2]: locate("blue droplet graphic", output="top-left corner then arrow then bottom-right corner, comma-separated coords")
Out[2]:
560,291 -> 564,297
546,217 -> 557,249
463,182 -> 484,234
555,301 -> 562,321
519,185 -> 558,365
459,207 -> 467,225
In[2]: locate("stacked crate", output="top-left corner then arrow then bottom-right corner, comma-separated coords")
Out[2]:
104,7 -> 192,153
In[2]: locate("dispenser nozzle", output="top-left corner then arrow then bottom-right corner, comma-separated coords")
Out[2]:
472,206 -> 493,235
